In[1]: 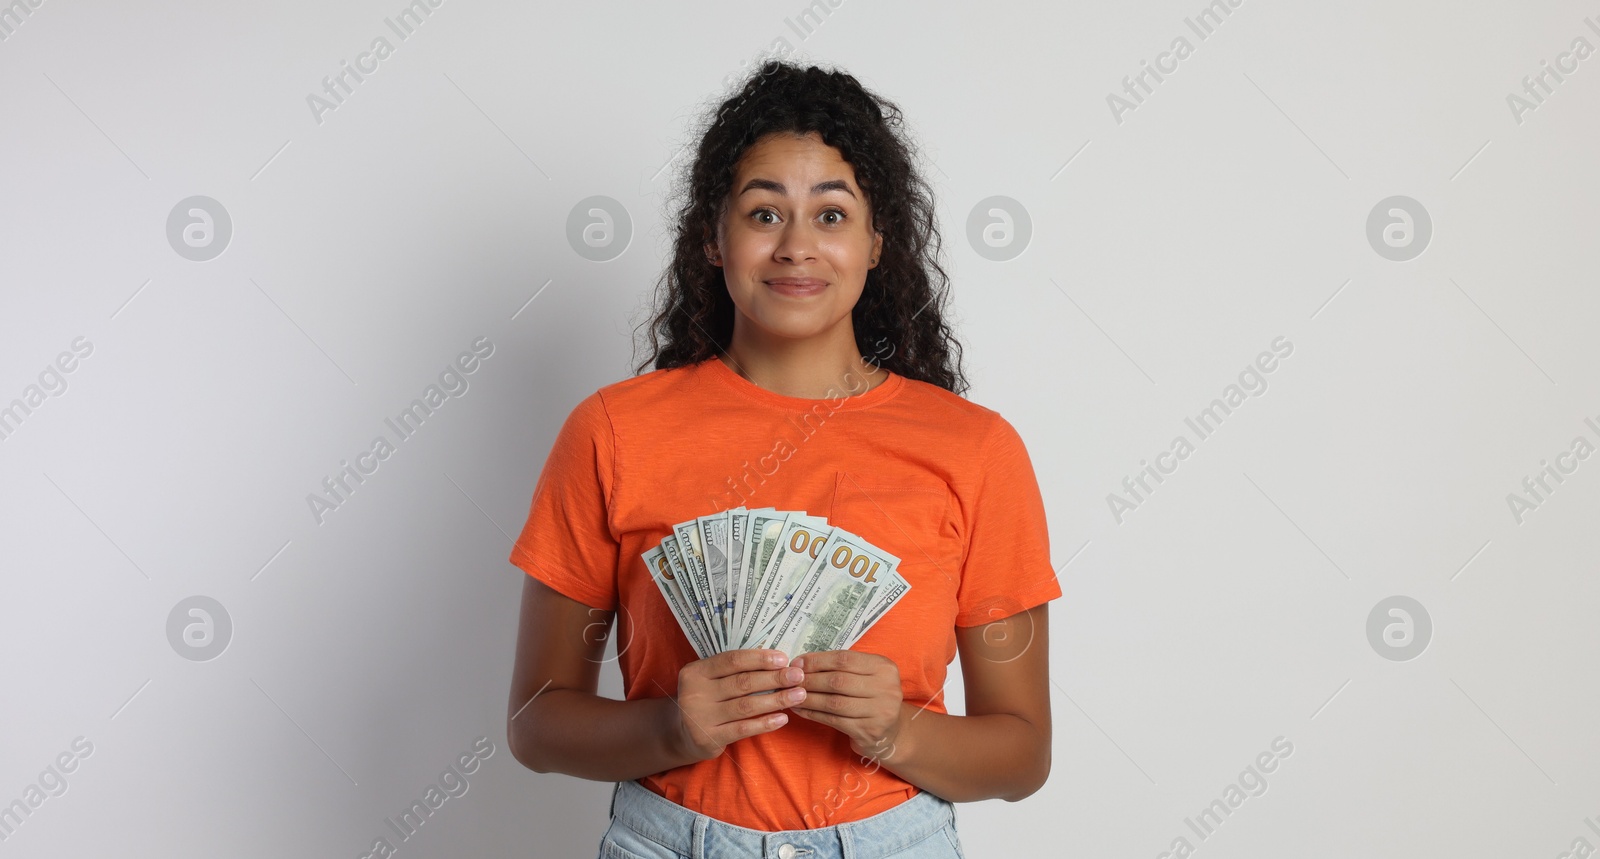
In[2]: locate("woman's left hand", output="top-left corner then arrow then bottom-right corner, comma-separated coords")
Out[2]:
787,650 -> 905,762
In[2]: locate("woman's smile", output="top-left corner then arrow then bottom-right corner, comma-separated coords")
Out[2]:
763,276 -> 828,297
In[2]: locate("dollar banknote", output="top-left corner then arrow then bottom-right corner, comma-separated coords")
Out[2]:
695,511 -> 732,646
761,528 -> 900,655
642,544 -> 712,658
671,519 -> 719,651
642,508 -> 912,661
735,508 -> 787,642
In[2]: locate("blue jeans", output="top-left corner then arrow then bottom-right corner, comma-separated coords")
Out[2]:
598,778 -> 967,859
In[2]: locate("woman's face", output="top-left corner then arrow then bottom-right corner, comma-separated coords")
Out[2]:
709,131 -> 882,344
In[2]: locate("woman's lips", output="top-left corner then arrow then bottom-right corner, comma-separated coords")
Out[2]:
764,278 -> 827,296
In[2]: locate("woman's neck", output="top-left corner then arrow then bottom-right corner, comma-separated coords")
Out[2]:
721,325 -> 887,400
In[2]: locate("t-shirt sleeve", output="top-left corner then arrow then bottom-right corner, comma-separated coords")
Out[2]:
508,391 -> 620,612
954,413 -> 1063,627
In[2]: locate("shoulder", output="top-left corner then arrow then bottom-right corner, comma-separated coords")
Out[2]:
559,363 -> 701,440
892,378 -> 1039,492
894,376 -> 1011,443
589,363 -> 697,415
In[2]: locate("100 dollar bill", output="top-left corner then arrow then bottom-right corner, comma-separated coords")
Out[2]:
761,528 -> 900,655
642,506 -> 914,660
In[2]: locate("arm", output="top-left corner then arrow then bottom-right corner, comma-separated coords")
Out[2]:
506,575 -> 804,780
887,603 -> 1052,802
505,575 -> 693,780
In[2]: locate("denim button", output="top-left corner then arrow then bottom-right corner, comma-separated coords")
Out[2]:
777,844 -> 796,859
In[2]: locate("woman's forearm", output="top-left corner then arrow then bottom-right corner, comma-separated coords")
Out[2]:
879,703 -> 1050,802
509,690 -> 696,781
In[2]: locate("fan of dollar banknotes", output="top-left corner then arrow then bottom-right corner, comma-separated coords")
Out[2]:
640,507 -> 911,661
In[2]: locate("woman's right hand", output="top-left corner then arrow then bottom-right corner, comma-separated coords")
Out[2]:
672,648 -> 807,762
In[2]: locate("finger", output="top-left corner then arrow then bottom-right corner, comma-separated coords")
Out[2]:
794,650 -> 877,675
791,706 -> 845,730
721,709 -> 791,741
702,648 -> 789,680
716,682 -> 806,724
694,708 -> 791,752
786,691 -> 866,717
799,670 -> 873,697
717,664 -> 806,702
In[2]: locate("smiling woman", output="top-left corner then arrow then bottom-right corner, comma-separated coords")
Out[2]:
506,60 -> 1061,859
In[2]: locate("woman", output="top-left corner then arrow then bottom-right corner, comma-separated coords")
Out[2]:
507,60 -> 1060,859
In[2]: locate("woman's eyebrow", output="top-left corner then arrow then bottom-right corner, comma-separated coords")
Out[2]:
737,178 -> 857,198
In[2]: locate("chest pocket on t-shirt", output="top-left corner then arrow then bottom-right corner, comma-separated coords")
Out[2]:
828,470 -> 962,588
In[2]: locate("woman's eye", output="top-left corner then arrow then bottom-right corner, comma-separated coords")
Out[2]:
751,208 -> 844,225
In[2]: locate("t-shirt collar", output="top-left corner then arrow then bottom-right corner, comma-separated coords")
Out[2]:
699,354 -> 905,412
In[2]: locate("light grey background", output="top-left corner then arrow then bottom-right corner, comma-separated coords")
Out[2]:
2,0 -> 1597,856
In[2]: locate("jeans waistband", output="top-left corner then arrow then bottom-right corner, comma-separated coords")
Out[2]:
608,778 -> 956,859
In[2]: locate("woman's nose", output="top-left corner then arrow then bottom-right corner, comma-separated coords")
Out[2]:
773,223 -> 818,263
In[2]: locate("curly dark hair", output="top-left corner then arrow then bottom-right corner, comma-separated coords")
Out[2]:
631,59 -> 968,395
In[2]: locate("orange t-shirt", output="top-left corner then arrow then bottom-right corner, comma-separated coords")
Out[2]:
509,355 -> 1062,831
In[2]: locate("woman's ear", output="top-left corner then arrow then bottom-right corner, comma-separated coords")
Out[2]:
869,230 -> 884,267
703,222 -> 722,266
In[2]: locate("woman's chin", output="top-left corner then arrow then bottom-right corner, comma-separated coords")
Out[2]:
745,310 -> 841,342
